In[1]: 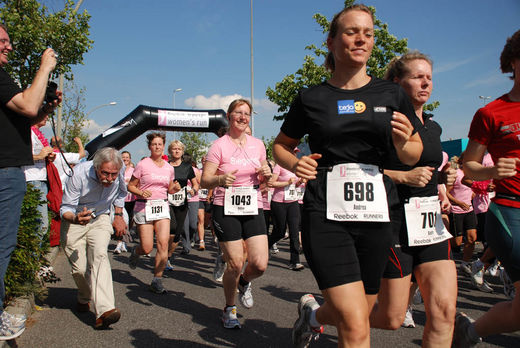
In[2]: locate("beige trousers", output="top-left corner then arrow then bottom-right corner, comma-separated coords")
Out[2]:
61,214 -> 115,318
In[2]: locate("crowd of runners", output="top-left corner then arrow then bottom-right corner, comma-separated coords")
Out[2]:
0,3 -> 519,348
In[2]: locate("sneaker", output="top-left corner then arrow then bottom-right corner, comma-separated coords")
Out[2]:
470,261 -> 484,286
120,242 -> 128,253
283,231 -> 289,240
198,240 -> 205,251
0,311 -> 26,329
129,247 -> 140,269
238,281 -> 254,309
213,254 -> 226,283
289,263 -> 305,271
485,260 -> 500,277
402,306 -> 415,328
165,260 -> 174,271
459,261 -> 472,276
292,294 -> 323,348
477,280 -> 494,293
149,278 -> 167,294
113,243 -> 122,254
452,312 -> 481,347
0,313 -> 25,341
500,268 -> 516,300
270,243 -> 279,254
412,288 -> 422,305
221,306 -> 241,329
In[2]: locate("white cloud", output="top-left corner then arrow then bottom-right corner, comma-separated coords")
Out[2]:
434,57 -> 474,74
184,94 -> 245,111
463,74 -> 505,89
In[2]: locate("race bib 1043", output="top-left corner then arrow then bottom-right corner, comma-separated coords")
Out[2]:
224,186 -> 258,215
326,163 -> 389,222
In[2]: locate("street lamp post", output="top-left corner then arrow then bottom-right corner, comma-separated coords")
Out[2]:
85,101 -> 117,118
478,95 -> 491,106
173,88 -> 182,108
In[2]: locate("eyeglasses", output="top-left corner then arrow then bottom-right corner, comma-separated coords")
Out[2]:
100,170 -> 119,178
231,111 -> 251,117
0,39 -> 12,48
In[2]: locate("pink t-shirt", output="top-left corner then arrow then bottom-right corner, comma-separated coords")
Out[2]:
124,166 -> 136,202
262,187 -> 273,210
206,134 -> 266,207
132,157 -> 175,213
473,153 -> 494,214
272,164 -> 298,203
450,168 -> 474,214
187,167 -> 200,203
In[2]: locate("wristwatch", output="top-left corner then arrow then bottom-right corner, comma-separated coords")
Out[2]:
114,212 -> 123,217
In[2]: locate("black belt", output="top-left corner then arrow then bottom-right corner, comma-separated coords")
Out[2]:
495,192 -> 520,202
219,185 -> 260,189
136,199 -> 167,202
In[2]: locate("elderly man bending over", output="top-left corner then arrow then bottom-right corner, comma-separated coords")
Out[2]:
60,147 -> 127,329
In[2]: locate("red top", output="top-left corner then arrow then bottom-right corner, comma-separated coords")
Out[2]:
468,94 -> 520,208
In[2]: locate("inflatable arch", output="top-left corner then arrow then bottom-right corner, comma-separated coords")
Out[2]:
85,105 -> 228,159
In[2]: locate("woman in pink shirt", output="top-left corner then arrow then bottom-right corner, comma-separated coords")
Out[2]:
269,151 -> 304,271
127,132 -> 180,294
447,153 -> 477,273
201,99 -> 272,329
113,150 -> 135,254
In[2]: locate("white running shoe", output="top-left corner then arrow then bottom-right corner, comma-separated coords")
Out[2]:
165,260 -> 174,271
113,243 -> 122,254
120,242 -> 128,253
470,261 -> 484,286
292,294 -> 323,348
485,260 -> 500,277
238,281 -> 254,309
270,243 -> 280,254
402,306 -> 415,328
459,261 -> 472,275
0,312 -> 25,341
221,306 -> 241,329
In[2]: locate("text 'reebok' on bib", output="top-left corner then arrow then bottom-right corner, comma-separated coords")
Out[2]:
224,186 -> 258,215
326,163 -> 389,222
168,187 -> 186,207
404,196 -> 452,246
145,199 -> 170,221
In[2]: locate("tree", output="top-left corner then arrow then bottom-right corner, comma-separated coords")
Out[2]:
58,79 -> 89,152
266,0 -> 437,121
0,0 -> 93,88
179,132 -> 210,164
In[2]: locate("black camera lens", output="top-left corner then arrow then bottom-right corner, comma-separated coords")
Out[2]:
45,81 -> 58,103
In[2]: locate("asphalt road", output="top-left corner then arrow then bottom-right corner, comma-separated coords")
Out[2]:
16,235 -> 520,348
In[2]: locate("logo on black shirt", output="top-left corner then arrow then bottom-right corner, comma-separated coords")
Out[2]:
337,100 -> 366,114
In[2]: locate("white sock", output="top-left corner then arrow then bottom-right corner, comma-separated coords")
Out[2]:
309,308 -> 321,328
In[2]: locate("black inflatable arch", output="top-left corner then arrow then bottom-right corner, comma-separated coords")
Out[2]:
85,105 -> 228,159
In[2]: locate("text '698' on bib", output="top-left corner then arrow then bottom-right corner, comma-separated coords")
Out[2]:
326,163 -> 389,222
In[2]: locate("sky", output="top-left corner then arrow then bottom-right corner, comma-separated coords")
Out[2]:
39,0 -> 520,160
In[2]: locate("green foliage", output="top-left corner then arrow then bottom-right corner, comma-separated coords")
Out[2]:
262,135 -> 276,160
266,0 -> 438,120
179,132 -> 210,164
0,0 -> 93,88
59,80 -> 89,152
4,184 -> 49,301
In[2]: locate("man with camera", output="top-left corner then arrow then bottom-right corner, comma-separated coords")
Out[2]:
60,147 -> 127,330
0,24 -> 61,340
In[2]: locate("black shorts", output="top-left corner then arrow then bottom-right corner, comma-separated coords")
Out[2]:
301,209 -> 393,294
384,204 -> 453,278
198,200 -> 211,212
211,205 -> 266,242
450,211 -> 477,237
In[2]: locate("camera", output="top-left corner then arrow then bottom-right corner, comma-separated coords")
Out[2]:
45,81 -> 58,103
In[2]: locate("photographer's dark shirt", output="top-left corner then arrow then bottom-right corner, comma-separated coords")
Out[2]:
0,67 -> 32,168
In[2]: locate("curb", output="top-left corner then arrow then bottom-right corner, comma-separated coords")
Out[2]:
1,246 -> 60,347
